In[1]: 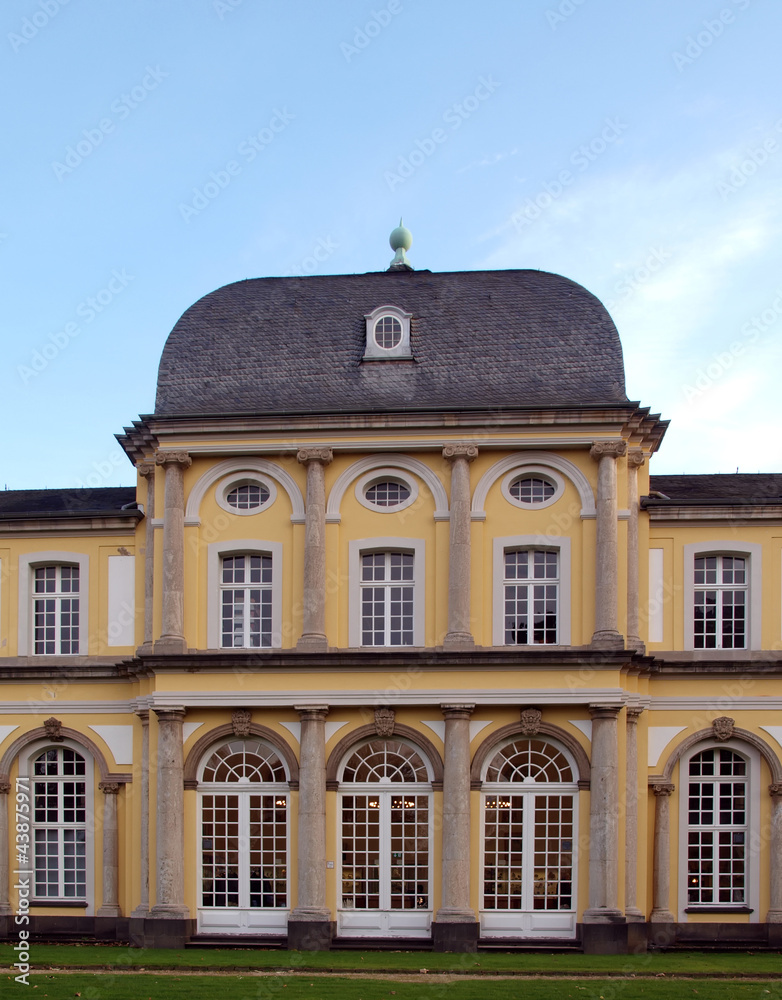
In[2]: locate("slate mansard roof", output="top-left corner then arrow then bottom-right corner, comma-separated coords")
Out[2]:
646,474 -> 782,506
155,269 -> 628,417
0,488 -> 139,521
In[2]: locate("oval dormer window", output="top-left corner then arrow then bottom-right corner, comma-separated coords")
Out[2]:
374,315 -> 403,350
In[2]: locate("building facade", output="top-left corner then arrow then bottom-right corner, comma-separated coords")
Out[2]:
1,248 -> 781,952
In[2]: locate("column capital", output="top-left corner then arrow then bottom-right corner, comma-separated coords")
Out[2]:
155,450 -> 191,468
99,782 -> 121,795
137,461 -> 156,477
652,782 -> 674,797
589,704 -> 621,721
590,440 -> 627,461
297,447 -> 333,465
442,443 -> 478,462
294,704 -> 330,721
627,448 -> 645,469
136,709 -> 150,724
0,782 -> 10,795
626,706 -> 644,723
153,707 -> 187,723
441,703 -> 475,720
769,783 -> 782,798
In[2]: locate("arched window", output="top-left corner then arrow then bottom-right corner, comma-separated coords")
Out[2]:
337,739 -> 432,938
198,739 -> 290,935
481,738 -> 578,939
31,747 -> 88,900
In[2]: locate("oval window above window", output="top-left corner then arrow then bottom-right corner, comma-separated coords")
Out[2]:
502,467 -> 564,510
216,475 -> 276,516
374,315 -> 403,350
355,470 -> 418,513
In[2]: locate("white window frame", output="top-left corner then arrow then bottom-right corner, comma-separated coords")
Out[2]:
18,552 -> 89,656
683,542 -> 761,651
362,304 -> 413,360
492,535 -> 571,646
215,473 -> 277,517
349,537 -> 425,648
677,739 -> 760,921
354,469 -> 418,515
20,738 -> 95,913
501,466 -> 565,511
207,540 -> 282,649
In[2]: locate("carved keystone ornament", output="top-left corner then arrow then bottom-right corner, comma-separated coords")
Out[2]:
43,717 -> 64,742
519,708 -> 542,736
712,716 -> 735,741
231,708 -> 253,738
374,707 -> 395,737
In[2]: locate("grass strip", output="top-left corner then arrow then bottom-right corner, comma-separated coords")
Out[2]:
2,944 -> 782,975
10,972 -> 782,1000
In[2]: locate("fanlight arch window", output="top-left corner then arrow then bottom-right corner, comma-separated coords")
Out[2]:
481,738 -> 578,930
198,740 -> 289,915
338,739 -> 432,931
31,746 -> 88,900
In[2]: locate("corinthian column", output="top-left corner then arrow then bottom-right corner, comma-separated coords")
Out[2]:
626,449 -> 645,653
442,445 -> 477,649
434,704 -> 478,951
150,708 -> 188,919
297,449 -> 333,651
154,451 -> 191,654
624,708 -> 644,920
288,705 -> 332,949
96,782 -> 121,916
583,705 -> 623,922
137,463 -> 156,655
590,440 -> 626,650
650,782 -> 675,922
767,783 -> 782,924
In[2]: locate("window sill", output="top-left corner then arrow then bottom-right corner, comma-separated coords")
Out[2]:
684,906 -> 753,914
31,899 -> 88,908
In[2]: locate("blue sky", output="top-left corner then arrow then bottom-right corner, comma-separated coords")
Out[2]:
2,0 -> 781,489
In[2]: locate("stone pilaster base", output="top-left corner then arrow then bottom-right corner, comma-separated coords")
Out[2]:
649,908 -> 675,923
442,633 -> 475,650
137,916 -> 194,948
287,916 -> 335,950
769,923 -> 782,948
590,630 -> 625,650
296,635 -> 328,652
625,907 -> 645,922
153,636 -> 188,654
580,919 -> 628,954
432,919 -> 479,952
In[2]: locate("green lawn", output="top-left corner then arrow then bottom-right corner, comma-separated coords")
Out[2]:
9,973 -> 782,1000
2,943 -> 782,976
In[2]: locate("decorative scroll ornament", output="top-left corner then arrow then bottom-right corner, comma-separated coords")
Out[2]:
43,717 -> 64,742
769,783 -> 782,798
589,440 -> 627,461
519,708 -> 542,736
99,782 -> 120,795
374,707 -> 395,737
231,708 -> 252,738
712,716 -> 735,741
442,444 -> 478,462
0,782 -> 11,795
652,782 -> 674,797
297,448 -> 333,465
154,450 -> 192,468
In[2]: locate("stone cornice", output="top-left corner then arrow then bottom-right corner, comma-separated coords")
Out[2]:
0,514 -> 142,534
645,503 -> 782,522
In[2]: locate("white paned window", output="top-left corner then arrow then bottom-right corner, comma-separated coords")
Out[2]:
32,747 -> 87,900
220,554 -> 273,648
226,482 -> 270,510
503,550 -> 559,645
686,748 -> 748,906
374,315 -> 403,349
360,551 -> 414,646
199,741 -> 289,913
693,556 -> 747,649
510,476 -> 556,505
365,480 -> 411,508
33,565 -> 80,655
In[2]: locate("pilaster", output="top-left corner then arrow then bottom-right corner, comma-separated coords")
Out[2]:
767,783 -> 782,923
96,782 -> 121,917
137,463 -> 156,655
624,707 -> 644,920
150,708 -> 188,919
154,452 -> 191,654
626,449 -> 645,653
0,783 -> 11,917
297,449 -> 333,652
650,782 -> 675,922
583,704 -> 623,922
589,440 -> 626,650
442,445 -> 477,649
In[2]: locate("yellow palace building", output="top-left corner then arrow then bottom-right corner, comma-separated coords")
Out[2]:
1,227 -> 781,953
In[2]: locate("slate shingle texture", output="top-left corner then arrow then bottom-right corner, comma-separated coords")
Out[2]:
155,269 -> 628,417
648,474 -> 782,505
0,487 -> 137,519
